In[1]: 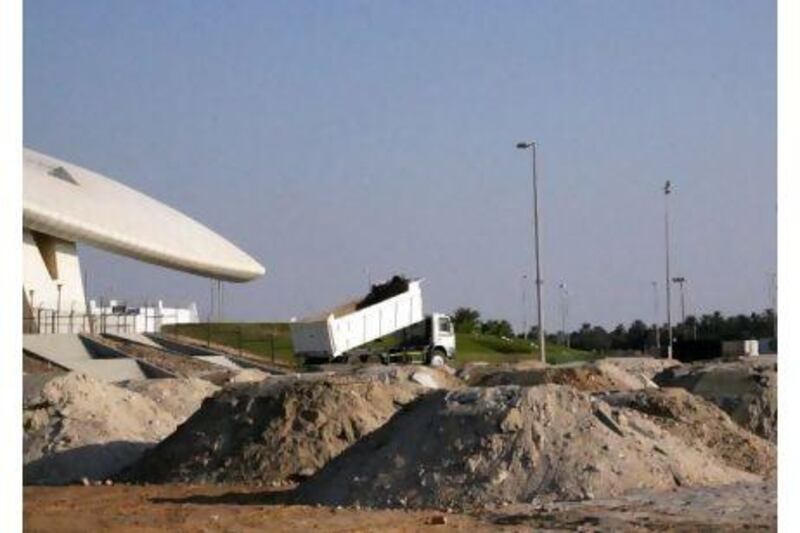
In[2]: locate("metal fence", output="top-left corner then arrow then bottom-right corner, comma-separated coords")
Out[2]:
168,322 -> 281,364
23,307 -> 186,335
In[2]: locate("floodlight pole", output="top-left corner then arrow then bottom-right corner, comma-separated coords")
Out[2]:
651,281 -> 660,349
559,282 -> 569,348
517,141 -> 546,363
521,274 -> 529,339
664,181 -> 673,359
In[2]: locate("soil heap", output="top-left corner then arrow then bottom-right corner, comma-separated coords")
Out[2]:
470,359 -> 656,392
121,366 -> 452,485
24,372 -> 180,485
654,356 -> 777,442
121,377 -> 220,423
602,387 -> 776,476
294,384 -> 758,510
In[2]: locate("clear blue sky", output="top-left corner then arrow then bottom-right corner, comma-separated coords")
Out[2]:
24,0 -> 775,331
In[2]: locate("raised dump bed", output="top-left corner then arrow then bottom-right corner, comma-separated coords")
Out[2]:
290,278 -> 425,361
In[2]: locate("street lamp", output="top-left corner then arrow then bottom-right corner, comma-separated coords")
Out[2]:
663,180 -> 673,359
672,277 -> 686,322
521,274 -> 529,340
651,281 -> 660,349
517,140 -> 546,363
559,282 -> 569,348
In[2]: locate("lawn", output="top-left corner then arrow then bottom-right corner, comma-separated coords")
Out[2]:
161,322 -> 598,367
453,333 -> 598,366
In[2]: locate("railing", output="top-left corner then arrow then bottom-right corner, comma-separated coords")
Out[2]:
23,307 -> 187,335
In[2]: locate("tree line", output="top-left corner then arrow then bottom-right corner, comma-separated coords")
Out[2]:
452,307 -> 776,352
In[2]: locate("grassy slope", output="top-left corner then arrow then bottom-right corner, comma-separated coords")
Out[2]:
162,322 -> 596,367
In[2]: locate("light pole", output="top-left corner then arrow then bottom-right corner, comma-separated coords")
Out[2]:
664,180 -> 673,359
651,281 -> 660,349
517,141 -> 546,363
56,282 -> 63,333
521,274 -> 529,340
672,276 -> 687,341
559,282 -> 569,347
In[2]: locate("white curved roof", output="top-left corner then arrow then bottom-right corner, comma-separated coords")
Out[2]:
23,148 -> 266,282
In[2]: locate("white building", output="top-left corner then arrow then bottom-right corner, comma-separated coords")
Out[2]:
23,148 -> 265,333
86,300 -> 200,334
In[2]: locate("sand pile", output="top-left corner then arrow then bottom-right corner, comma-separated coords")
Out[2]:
24,372 -> 180,485
121,366 -> 450,485
601,357 -> 681,380
470,359 -> 655,392
121,378 -> 220,423
294,385 -> 757,510
602,388 -> 776,477
654,357 -> 777,442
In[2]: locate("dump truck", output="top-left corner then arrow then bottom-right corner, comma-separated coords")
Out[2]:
290,277 -> 455,365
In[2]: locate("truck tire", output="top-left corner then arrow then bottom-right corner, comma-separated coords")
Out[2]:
427,348 -> 446,367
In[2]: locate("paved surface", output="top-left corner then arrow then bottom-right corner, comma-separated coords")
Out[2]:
23,334 -> 148,382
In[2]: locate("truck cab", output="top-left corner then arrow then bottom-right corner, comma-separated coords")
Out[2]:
389,312 -> 456,366
428,313 -> 456,365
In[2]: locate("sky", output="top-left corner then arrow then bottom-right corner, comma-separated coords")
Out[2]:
23,0 -> 776,331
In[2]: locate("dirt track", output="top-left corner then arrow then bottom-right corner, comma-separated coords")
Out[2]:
24,481 -> 776,532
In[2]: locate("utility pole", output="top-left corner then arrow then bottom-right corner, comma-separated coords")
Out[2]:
672,277 -> 686,321
559,282 -> 569,347
521,274 -> 529,339
664,180 -> 673,359
651,281 -> 660,349
56,282 -> 63,333
516,141 -> 546,363
672,276 -> 687,340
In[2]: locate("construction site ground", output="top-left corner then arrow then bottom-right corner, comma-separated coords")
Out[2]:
23,354 -> 778,531
24,480 -> 775,532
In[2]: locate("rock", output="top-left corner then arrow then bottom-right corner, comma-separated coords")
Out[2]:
411,371 -> 440,389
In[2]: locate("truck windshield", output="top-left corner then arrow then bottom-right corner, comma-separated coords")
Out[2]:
438,317 -> 453,334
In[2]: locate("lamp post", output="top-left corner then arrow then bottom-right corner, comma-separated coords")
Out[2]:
672,276 -> 687,341
521,274 -> 529,340
56,282 -> 63,333
651,281 -> 660,349
517,141 -> 546,363
558,282 -> 569,347
663,181 -> 673,359
672,276 -> 686,321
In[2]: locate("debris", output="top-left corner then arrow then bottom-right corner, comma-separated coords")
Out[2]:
24,372 -> 180,485
294,385 -> 757,510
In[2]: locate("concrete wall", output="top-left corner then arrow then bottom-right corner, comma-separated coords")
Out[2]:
23,229 -> 87,333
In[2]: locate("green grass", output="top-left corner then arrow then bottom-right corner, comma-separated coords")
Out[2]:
162,322 -> 597,368
453,333 -> 597,366
161,322 -> 296,366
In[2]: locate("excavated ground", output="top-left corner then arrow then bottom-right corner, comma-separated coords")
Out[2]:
293,384 -> 758,510
654,355 -> 777,442
120,366 -> 455,485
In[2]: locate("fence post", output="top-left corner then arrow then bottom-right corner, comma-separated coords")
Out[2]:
238,326 -> 243,357
207,321 -> 211,347
271,333 -> 275,364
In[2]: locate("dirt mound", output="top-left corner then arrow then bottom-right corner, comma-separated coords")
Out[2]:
601,356 -> 681,380
471,360 -> 653,392
24,372 -> 180,485
121,378 -> 220,423
294,385 -> 757,510
654,356 -> 777,442
602,388 -> 776,477
121,366 -> 445,485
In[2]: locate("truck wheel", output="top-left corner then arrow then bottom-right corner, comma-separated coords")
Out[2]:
428,349 -> 446,367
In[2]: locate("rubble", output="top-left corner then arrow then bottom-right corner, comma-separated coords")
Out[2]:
120,366 -> 453,484
294,384 -> 758,510
24,372 -> 180,485
653,356 -> 777,442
